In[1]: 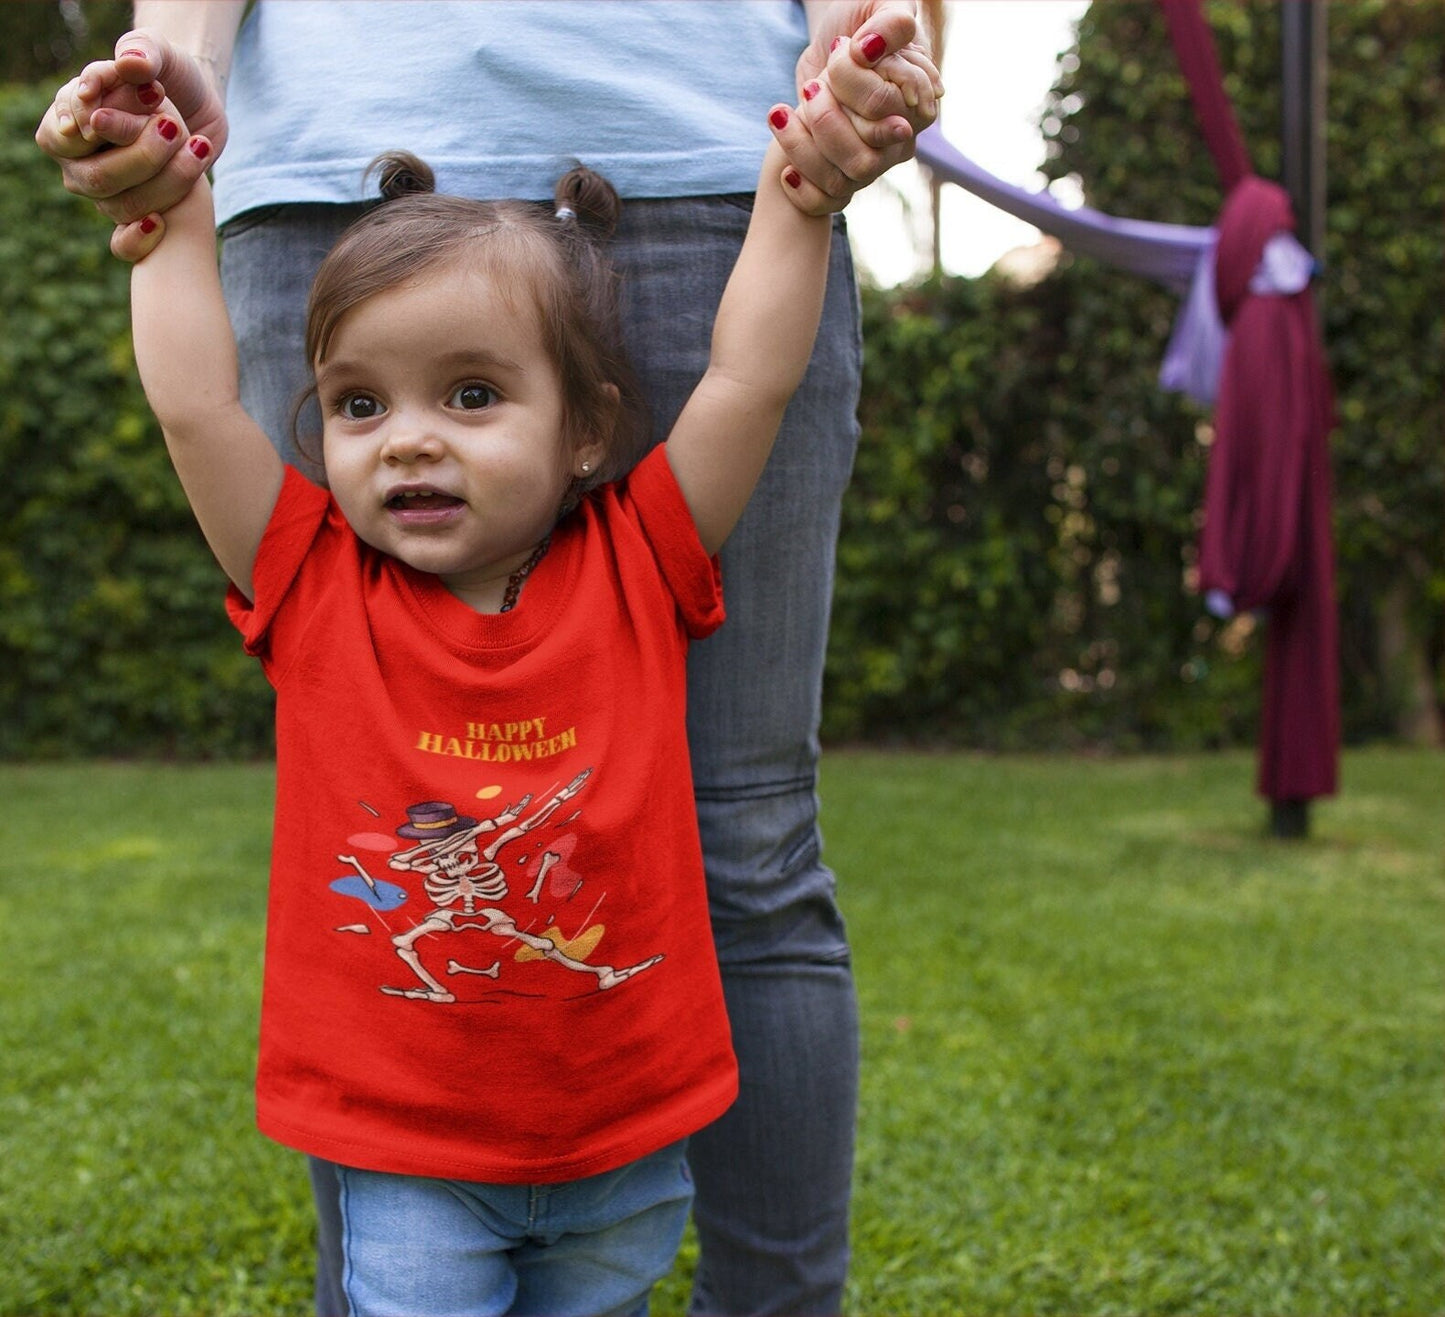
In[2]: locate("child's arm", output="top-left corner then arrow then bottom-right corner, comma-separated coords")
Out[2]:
125,180 -> 283,600
664,141 -> 833,554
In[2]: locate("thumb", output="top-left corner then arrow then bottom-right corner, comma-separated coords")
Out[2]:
849,2 -> 919,65
113,30 -> 167,86
116,29 -> 224,139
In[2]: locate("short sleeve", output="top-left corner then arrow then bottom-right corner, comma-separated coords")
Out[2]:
225,466 -> 332,657
620,448 -> 726,640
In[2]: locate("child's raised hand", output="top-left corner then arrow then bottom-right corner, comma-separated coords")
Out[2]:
35,31 -> 226,227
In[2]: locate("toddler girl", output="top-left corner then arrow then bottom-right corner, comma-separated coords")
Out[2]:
118,99 -> 832,1317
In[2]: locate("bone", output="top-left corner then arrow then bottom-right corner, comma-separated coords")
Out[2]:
525,851 -> 561,902
337,854 -> 379,895
447,959 -> 501,978
334,924 -> 370,935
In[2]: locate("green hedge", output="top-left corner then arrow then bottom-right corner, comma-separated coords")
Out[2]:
826,265 -> 1259,748
0,85 -> 272,757
3,0 -> 1440,756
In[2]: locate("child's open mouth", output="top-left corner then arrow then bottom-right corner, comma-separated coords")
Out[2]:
386,490 -> 464,511
385,489 -> 465,523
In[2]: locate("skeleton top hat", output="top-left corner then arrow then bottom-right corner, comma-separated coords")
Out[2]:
396,801 -> 479,841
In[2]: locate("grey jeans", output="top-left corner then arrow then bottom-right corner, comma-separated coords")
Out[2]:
220,192 -> 862,1317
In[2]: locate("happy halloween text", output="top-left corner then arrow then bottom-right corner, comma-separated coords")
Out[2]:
414,718 -> 578,764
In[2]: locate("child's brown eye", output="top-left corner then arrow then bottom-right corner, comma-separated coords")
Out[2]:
451,383 -> 496,411
340,394 -> 381,420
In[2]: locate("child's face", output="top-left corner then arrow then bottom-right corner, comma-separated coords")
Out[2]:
315,260 -> 594,608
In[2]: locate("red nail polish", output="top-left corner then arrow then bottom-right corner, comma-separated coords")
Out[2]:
830,36 -> 843,52
784,169 -> 802,189
119,47 -> 146,59
189,137 -> 211,160
136,83 -> 161,106
156,117 -> 178,141
803,82 -> 821,101
770,107 -> 789,131
860,32 -> 888,62
139,216 -> 158,234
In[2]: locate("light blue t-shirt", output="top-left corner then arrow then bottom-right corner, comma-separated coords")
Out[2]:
212,0 -> 808,225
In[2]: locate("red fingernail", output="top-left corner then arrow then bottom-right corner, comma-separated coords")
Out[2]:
830,36 -> 843,52
137,83 -> 161,106
119,48 -> 146,59
770,107 -> 789,131
803,81 -> 821,101
784,169 -> 802,190
157,117 -> 178,141
860,32 -> 888,62
140,216 -> 158,234
189,137 -> 211,160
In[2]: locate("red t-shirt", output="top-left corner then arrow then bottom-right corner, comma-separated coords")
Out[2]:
227,448 -> 737,1183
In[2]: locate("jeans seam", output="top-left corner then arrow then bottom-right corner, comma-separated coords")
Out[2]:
693,774 -> 815,803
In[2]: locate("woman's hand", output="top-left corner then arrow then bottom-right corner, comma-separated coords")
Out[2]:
773,1 -> 943,214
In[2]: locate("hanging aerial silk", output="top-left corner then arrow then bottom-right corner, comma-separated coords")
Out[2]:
914,0 -> 1339,804
1161,0 -> 1339,803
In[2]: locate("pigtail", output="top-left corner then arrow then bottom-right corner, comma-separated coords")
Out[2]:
548,168 -> 648,500
368,151 -> 437,202
554,167 -> 621,237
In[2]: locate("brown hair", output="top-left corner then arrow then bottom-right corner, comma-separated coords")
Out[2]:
298,152 -> 649,498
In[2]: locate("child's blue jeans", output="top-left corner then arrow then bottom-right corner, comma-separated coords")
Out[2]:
329,1142 -> 693,1317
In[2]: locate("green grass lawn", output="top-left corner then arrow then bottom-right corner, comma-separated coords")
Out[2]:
2,749 -> 1441,1315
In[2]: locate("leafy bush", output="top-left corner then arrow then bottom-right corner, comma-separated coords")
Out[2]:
2,0 -> 1439,755
0,84 -> 273,757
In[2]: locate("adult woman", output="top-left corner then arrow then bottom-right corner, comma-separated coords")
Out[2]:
39,5 -> 940,1312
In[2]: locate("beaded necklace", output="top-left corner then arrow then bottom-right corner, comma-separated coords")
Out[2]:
498,536 -> 551,613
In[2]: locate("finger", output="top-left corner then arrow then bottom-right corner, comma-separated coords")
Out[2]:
118,28 -> 227,148
69,59 -> 137,141
111,213 -> 166,263
827,39 -> 934,135
768,102 -> 852,203
884,48 -> 943,124
112,30 -> 168,86
847,4 -> 920,71
99,131 -> 216,225
86,103 -> 161,149
36,83 -> 95,159
62,114 -> 197,219
779,162 -> 842,218
798,81 -> 913,189
894,44 -> 945,99
41,72 -> 167,159
805,73 -> 919,153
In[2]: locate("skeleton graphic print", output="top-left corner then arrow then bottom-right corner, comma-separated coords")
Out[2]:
331,769 -> 663,1003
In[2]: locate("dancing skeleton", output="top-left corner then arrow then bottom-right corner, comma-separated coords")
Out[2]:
340,770 -> 662,1002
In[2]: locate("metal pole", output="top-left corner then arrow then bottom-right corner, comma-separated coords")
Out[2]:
1273,1 -> 1328,840
1281,0 -> 1328,261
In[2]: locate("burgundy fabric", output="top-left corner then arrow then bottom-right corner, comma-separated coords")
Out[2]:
1160,0 -> 1339,801
1157,0 -> 1251,191
1202,178 -> 1339,800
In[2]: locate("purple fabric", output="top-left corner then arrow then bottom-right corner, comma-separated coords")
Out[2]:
915,127 -> 1211,291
